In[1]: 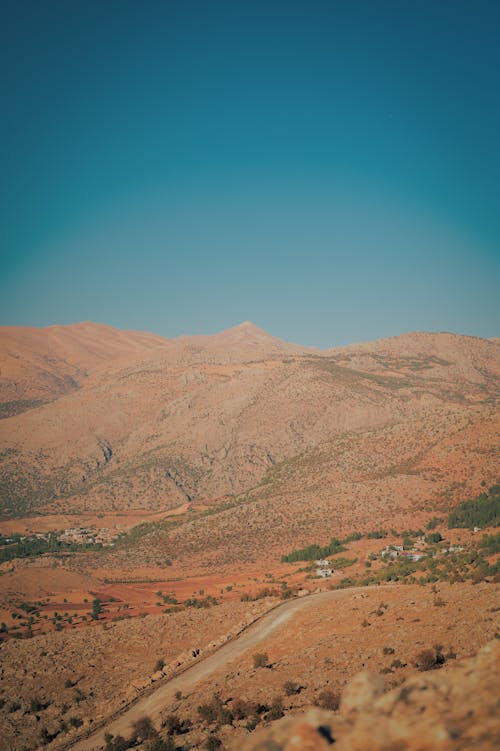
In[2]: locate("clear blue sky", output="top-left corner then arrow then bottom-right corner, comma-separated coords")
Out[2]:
1,0 -> 499,347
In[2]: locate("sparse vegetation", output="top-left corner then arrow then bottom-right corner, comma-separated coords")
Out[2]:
253,652 -> 269,669
283,680 -> 301,695
415,647 -> 446,671
204,736 -> 222,750
197,693 -> 233,726
265,695 -> 284,720
316,689 -> 340,710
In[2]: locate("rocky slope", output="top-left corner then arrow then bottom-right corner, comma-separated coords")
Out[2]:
239,638 -> 500,750
0,323 -> 498,520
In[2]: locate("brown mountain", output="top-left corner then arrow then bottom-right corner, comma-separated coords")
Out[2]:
0,322 -> 498,530
0,321 -> 171,411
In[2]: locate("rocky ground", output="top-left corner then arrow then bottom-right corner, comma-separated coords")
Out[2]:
239,638 -> 500,751
0,599 -> 271,751
1,580 -> 496,751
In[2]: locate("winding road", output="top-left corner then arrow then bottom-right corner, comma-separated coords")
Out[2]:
70,587 -> 367,750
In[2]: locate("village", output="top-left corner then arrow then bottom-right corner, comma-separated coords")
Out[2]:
0,525 -> 120,553
314,535 -> 467,578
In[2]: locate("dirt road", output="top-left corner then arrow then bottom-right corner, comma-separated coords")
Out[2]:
70,587 -> 365,750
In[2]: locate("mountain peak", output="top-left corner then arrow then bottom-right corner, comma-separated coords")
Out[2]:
232,320 -> 265,332
239,320 -> 257,327
218,321 -> 278,340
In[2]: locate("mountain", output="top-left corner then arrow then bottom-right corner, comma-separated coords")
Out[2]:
0,322 -> 498,531
0,321 -> 171,410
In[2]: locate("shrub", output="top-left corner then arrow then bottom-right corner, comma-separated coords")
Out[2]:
204,736 -> 222,750
253,652 -> 269,668
39,727 -> 53,745
104,735 -> 132,751
246,716 -> 259,731
198,694 -> 233,726
132,715 -> 157,741
162,713 -> 184,735
343,531 -> 363,542
391,658 -> 404,669
266,696 -> 284,720
283,680 -> 300,696
367,529 -> 388,539
415,647 -> 445,671
426,517 -> 442,530
30,698 -> 48,712
154,658 -> 165,672
317,689 -> 340,710
150,738 -> 176,751
232,698 -> 260,721
425,532 -> 443,544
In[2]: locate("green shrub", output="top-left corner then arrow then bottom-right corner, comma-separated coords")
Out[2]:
425,532 -> 443,544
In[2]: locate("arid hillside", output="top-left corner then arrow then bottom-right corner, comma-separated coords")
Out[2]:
0,322 -> 171,411
0,323 -> 498,523
0,322 -> 498,751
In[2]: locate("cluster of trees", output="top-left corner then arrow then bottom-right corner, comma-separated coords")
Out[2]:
104,715 -> 175,751
448,485 -> 500,529
281,537 -> 346,563
478,532 -> 500,555
0,533 -> 101,565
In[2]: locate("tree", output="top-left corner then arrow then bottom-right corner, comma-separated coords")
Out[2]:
132,715 -> 157,741
425,532 -> 443,544
91,598 -> 103,620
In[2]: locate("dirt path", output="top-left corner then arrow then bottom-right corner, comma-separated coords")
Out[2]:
69,587 -> 368,750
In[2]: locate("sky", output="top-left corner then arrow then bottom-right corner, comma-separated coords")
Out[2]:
1,0 -> 499,348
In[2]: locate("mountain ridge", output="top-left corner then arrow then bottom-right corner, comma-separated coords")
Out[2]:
0,320 -> 498,524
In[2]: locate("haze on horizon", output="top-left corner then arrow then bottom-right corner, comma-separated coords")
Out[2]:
1,0 -> 499,348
